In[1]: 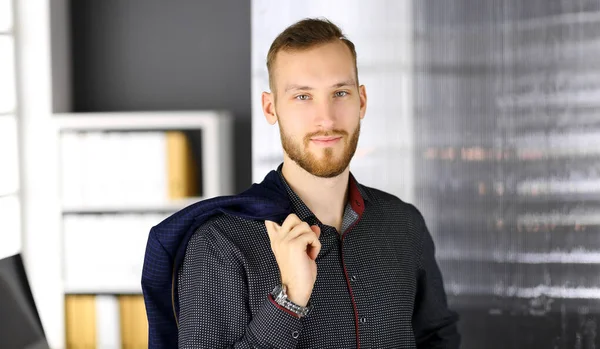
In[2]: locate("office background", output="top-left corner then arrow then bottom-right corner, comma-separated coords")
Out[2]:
1,0 -> 599,348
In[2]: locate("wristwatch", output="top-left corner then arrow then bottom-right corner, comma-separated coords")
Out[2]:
270,284 -> 313,318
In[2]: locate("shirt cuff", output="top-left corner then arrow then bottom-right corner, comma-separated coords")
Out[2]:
247,295 -> 304,349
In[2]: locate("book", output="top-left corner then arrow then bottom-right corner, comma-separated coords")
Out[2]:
166,131 -> 198,199
60,130 -> 200,208
65,295 -> 96,349
96,295 -> 121,348
119,295 -> 149,349
65,294 -> 148,348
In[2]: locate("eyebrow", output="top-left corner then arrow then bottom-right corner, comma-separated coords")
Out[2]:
284,79 -> 357,93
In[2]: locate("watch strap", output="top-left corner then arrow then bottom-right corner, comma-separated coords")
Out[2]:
271,285 -> 312,318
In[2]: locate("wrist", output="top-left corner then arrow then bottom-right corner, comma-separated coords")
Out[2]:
270,284 -> 313,318
285,287 -> 309,307
280,281 -> 311,306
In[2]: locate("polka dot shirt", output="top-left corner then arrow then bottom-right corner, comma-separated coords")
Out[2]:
178,167 -> 460,348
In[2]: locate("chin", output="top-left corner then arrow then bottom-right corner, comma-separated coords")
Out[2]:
314,166 -> 348,178
310,159 -> 350,177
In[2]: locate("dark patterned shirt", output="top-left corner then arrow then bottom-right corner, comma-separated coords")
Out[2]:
178,168 -> 460,348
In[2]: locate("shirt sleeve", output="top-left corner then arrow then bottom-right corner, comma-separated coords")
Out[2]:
411,206 -> 461,349
178,224 -> 304,349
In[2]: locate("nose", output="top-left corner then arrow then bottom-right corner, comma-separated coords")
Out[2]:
315,100 -> 336,130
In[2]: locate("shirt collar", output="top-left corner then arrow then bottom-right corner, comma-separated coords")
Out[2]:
276,163 -> 368,222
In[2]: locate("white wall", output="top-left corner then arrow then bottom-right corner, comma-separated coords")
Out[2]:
251,0 -> 415,202
0,0 -> 20,260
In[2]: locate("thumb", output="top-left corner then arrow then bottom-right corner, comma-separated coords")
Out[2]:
265,220 -> 276,234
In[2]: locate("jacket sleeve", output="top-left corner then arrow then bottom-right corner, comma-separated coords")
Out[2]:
411,206 -> 461,349
178,225 -> 304,349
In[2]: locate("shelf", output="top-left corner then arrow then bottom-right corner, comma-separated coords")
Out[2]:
62,197 -> 205,214
54,111 -> 231,131
0,191 -> 18,199
64,284 -> 142,295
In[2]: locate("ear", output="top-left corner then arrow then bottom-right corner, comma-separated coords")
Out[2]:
358,85 -> 367,120
262,91 -> 278,125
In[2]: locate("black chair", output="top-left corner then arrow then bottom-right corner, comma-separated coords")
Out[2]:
0,254 -> 49,349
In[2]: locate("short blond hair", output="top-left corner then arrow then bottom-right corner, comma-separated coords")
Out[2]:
266,18 -> 358,90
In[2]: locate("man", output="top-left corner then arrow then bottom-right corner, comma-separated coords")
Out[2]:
142,18 -> 459,349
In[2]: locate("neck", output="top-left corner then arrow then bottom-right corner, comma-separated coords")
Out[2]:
281,156 -> 349,233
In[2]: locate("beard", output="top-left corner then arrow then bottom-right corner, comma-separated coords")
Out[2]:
279,121 -> 361,178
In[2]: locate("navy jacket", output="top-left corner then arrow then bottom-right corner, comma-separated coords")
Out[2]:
141,169 -> 292,348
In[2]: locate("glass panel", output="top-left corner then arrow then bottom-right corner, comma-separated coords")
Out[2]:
0,35 -> 15,113
0,0 -> 12,33
414,1 -> 600,348
0,115 -> 19,195
0,194 -> 21,259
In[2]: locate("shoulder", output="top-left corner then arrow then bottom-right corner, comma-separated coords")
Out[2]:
359,183 -> 424,222
185,213 -> 266,264
358,184 -> 431,253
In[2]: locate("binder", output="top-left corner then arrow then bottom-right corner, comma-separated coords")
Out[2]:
166,131 -> 198,199
65,295 -> 96,349
95,295 -> 121,348
119,295 -> 149,349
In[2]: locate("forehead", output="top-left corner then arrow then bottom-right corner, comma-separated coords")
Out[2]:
272,41 -> 356,91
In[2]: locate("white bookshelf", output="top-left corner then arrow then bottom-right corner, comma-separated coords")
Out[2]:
55,111 -> 234,295
14,2 -> 235,347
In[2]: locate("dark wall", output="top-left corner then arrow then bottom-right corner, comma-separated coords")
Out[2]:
70,0 -> 252,193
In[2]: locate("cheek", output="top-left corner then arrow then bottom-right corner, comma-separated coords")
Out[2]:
332,102 -> 360,126
279,105 -> 313,132
278,117 -> 305,141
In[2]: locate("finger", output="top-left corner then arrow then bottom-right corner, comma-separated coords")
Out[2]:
291,230 -> 321,251
306,244 -> 321,261
307,239 -> 322,260
280,214 -> 302,234
307,238 -> 322,260
311,225 -> 321,239
308,225 -> 322,260
284,221 -> 313,242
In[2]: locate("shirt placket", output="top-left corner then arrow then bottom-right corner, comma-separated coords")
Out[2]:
341,215 -> 373,349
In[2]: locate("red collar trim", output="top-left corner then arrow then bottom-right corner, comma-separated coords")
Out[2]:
348,173 -> 365,216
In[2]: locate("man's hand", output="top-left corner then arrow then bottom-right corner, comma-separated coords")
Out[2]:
265,214 -> 321,307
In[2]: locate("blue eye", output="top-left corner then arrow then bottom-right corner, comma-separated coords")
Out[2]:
335,91 -> 349,97
295,94 -> 310,100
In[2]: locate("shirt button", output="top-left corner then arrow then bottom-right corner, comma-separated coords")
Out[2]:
360,317 -> 367,324
292,331 -> 300,339
350,275 -> 358,282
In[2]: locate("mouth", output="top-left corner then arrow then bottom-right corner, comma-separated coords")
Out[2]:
310,136 -> 342,146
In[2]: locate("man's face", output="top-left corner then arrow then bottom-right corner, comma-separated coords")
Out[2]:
263,41 -> 367,178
